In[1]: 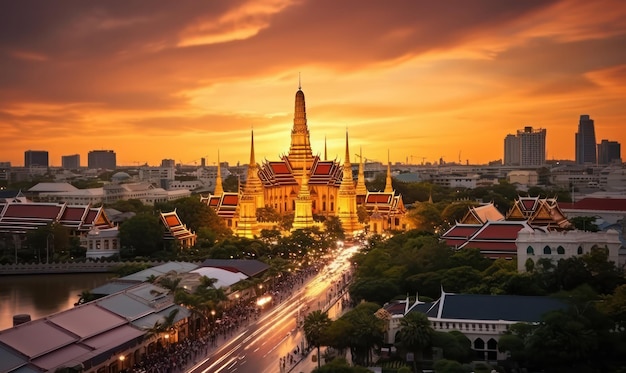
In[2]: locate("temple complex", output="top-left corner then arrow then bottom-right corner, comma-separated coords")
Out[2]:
202,84 -> 411,238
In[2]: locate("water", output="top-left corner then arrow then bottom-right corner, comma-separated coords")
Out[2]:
0,272 -> 114,331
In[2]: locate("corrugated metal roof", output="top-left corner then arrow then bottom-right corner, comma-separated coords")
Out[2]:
97,293 -> 155,320
190,267 -> 248,288
0,343 -> 28,372
31,344 -> 92,371
200,259 -> 269,277
91,280 -> 139,295
47,304 -> 126,339
0,320 -> 77,358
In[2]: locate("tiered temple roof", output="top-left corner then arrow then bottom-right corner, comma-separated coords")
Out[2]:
200,192 -> 239,219
0,202 -> 112,234
363,191 -> 406,216
159,210 -> 197,248
442,196 -> 571,259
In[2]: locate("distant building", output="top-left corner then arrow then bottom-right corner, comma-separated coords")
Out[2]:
88,150 -> 116,170
504,134 -> 520,166
597,139 -> 621,165
24,150 -> 48,168
61,154 -> 80,169
161,158 -> 176,168
503,127 -> 546,166
576,115 -> 597,164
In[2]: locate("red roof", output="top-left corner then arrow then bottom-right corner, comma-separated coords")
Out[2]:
313,163 -> 332,175
366,194 -> 392,203
270,162 -> 290,174
563,197 -> 626,212
442,225 -> 481,238
222,194 -> 239,205
521,199 -> 537,211
84,210 -> 98,224
209,197 -> 220,206
473,223 -> 525,240
4,204 -> 62,219
464,241 -> 518,250
61,206 -> 87,221
165,215 -> 181,227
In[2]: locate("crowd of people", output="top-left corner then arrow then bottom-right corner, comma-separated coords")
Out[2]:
125,263 -> 326,373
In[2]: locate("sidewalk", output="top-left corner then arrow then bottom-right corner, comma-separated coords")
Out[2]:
289,291 -> 352,373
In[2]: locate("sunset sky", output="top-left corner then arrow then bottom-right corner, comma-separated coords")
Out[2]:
1,0 -> 625,168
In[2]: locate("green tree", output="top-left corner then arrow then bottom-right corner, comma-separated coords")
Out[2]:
119,214 -> 164,257
395,312 -> 434,362
324,216 -> 346,242
303,310 -> 332,369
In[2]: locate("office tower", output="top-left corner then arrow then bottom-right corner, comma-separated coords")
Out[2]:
504,134 -> 520,166
24,150 -> 49,168
575,115 -> 597,164
62,154 -> 80,169
597,140 -> 621,164
503,127 -> 546,166
88,150 -> 116,169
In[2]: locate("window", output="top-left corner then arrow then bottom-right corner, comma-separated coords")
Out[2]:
577,246 -> 583,255
526,246 -> 534,255
543,246 -> 551,255
557,246 -> 565,255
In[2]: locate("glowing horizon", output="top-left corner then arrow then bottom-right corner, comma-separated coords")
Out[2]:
1,0 -> 625,168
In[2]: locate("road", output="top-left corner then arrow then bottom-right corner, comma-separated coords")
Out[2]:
187,244 -> 358,373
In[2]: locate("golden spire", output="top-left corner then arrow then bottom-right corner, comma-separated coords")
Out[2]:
384,149 -> 393,193
214,150 -> 224,196
356,146 -> 368,195
288,81 -> 313,175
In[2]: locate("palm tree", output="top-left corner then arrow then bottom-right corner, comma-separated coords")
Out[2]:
303,310 -> 332,369
396,312 -> 434,364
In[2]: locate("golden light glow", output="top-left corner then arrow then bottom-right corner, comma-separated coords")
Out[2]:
1,0 -> 625,167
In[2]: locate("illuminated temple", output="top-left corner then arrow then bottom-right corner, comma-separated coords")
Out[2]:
203,85 -> 412,238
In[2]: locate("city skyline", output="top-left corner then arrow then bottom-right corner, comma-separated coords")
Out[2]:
1,0 -> 625,167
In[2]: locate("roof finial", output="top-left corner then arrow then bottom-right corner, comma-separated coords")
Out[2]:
298,72 -> 301,90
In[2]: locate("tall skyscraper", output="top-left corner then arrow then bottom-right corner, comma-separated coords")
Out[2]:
62,154 -> 80,169
503,127 -> 546,166
24,150 -> 49,168
575,115 -> 597,164
161,159 -> 176,168
504,134 -> 520,166
597,140 -> 621,165
88,150 -> 116,169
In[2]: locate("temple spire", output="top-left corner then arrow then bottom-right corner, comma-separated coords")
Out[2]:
324,136 -> 327,161
288,83 -> 314,175
214,150 -> 224,196
337,131 -> 360,236
356,146 -> 368,196
384,149 -> 393,193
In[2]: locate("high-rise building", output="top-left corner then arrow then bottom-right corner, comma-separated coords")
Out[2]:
575,115 -> 597,164
504,134 -> 520,166
597,139 -> 621,165
88,150 -> 116,170
503,127 -> 546,166
61,154 -> 80,169
24,150 -> 49,168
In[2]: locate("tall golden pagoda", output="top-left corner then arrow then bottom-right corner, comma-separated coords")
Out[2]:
336,131 -> 361,236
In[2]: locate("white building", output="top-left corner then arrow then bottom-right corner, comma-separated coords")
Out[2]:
516,227 -> 622,271
382,291 -> 567,362
83,226 -> 120,259
429,174 -> 480,189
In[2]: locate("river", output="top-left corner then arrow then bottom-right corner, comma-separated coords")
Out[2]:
0,272 -> 114,331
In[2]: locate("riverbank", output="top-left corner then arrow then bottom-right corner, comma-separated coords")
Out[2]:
0,260 -> 162,275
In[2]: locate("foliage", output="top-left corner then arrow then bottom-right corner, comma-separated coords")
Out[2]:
112,262 -> 152,277
105,198 -> 150,214
433,359 -> 467,373
311,357 -> 372,373
395,311 -> 434,359
569,216 -> 599,232
118,214 -> 165,257
222,174 -> 240,192
303,310 -> 332,369
25,223 -> 70,262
